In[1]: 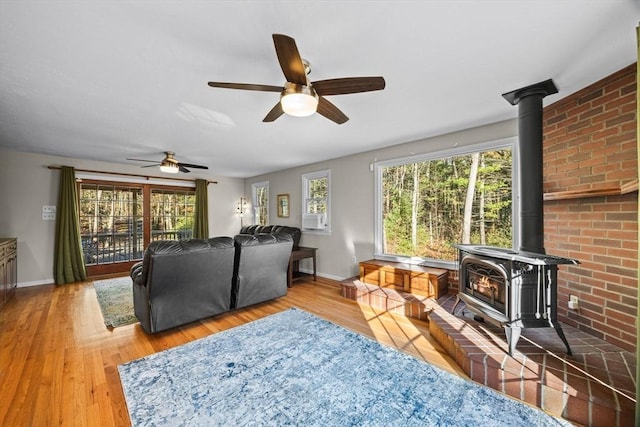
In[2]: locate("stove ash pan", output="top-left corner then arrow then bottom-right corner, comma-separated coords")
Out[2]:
452,245 -> 578,356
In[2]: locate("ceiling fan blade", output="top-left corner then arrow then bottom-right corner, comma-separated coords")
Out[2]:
263,102 -> 284,122
312,77 -> 386,96
207,82 -> 283,92
140,164 -> 161,168
272,34 -> 307,86
179,165 -> 191,173
317,97 -> 349,124
178,163 -> 208,170
126,158 -> 159,163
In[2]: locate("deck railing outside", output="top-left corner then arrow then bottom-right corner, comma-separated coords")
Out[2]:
81,230 -> 193,265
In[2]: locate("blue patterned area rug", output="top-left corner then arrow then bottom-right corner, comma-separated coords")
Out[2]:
118,308 -> 570,426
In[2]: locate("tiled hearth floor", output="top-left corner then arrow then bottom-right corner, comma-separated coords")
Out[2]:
340,278 -> 636,427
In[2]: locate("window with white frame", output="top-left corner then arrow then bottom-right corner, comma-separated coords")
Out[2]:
251,181 -> 269,225
374,138 -> 517,268
302,169 -> 330,233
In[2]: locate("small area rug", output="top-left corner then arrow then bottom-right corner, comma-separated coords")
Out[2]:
118,308 -> 570,426
93,277 -> 137,328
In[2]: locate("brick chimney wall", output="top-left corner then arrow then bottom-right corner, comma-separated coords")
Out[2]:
543,63 -> 638,351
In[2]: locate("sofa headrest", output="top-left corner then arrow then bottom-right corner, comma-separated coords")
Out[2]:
240,225 -> 260,235
206,236 -> 235,249
272,232 -> 294,244
256,225 -> 274,234
239,224 -> 301,249
234,233 -> 276,247
146,237 -> 234,255
146,240 -> 186,255
180,239 -> 212,252
271,226 -> 301,248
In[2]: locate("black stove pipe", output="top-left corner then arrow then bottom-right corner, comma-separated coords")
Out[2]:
502,79 -> 558,254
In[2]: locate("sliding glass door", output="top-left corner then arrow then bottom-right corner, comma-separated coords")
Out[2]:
78,181 -> 195,275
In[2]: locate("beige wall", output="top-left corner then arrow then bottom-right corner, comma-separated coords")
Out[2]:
0,150 -> 244,286
245,118 -> 518,280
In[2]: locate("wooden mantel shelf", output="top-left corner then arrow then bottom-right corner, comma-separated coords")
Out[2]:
543,179 -> 638,201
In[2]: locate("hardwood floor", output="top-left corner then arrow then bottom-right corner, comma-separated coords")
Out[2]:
0,276 -> 464,426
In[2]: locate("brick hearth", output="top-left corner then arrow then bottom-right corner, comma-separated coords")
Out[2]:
340,277 -> 432,321
340,278 -> 636,427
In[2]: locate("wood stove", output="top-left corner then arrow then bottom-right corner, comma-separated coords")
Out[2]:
450,79 -> 581,356
452,244 -> 578,356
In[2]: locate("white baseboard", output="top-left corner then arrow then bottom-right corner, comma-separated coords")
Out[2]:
18,279 -> 54,288
298,268 -> 345,282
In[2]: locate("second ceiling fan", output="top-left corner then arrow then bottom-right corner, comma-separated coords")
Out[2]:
207,34 -> 385,124
126,151 -> 208,174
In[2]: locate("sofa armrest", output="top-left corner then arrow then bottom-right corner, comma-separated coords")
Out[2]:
130,261 -> 144,282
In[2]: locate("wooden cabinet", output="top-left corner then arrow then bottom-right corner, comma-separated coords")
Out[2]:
0,238 -> 17,310
359,259 -> 449,299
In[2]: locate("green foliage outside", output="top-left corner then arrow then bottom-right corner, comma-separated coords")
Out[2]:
382,149 -> 512,261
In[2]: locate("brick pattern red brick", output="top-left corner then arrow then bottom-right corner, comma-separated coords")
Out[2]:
429,296 -> 636,426
340,278 -> 433,321
543,63 -> 638,352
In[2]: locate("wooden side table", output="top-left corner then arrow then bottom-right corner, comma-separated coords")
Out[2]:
288,246 -> 317,287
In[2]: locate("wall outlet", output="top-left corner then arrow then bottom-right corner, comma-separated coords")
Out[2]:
351,256 -> 357,264
42,205 -> 56,213
42,212 -> 56,220
568,295 -> 579,310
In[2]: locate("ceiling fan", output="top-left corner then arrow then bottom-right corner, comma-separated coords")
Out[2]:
126,151 -> 208,174
207,34 -> 385,124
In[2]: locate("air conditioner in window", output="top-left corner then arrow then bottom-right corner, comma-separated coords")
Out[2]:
302,213 -> 325,230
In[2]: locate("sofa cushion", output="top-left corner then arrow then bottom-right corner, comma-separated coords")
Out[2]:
207,236 -> 235,249
232,233 -> 293,309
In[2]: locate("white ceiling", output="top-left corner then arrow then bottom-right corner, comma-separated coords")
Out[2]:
0,1 -> 638,178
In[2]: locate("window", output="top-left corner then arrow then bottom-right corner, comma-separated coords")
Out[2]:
251,181 -> 269,225
150,188 -> 196,241
302,169 -> 330,233
375,139 -> 515,267
79,181 -> 195,274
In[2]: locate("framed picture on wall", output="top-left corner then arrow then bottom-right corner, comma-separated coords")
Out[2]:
277,194 -> 289,218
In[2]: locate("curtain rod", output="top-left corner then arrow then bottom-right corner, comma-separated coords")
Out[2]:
47,165 -> 218,184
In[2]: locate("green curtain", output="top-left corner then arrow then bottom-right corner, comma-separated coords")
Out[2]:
635,24 -> 639,427
54,166 -> 87,284
193,179 -> 209,239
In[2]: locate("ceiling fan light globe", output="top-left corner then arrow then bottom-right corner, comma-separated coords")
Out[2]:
280,83 -> 318,117
281,93 -> 318,117
160,163 -> 179,174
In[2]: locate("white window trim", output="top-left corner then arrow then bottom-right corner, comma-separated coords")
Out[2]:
302,169 -> 331,235
373,137 -> 519,269
251,180 -> 269,225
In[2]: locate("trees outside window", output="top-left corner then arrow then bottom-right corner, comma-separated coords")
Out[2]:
375,140 -> 514,264
150,189 -> 195,241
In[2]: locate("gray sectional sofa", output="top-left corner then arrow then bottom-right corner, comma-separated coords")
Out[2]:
131,233 -> 293,333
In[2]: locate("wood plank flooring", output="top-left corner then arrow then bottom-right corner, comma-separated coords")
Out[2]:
0,276 -> 464,426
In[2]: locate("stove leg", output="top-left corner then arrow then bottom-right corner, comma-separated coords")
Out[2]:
504,325 -> 521,357
553,323 -> 573,356
451,295 -> 462,315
